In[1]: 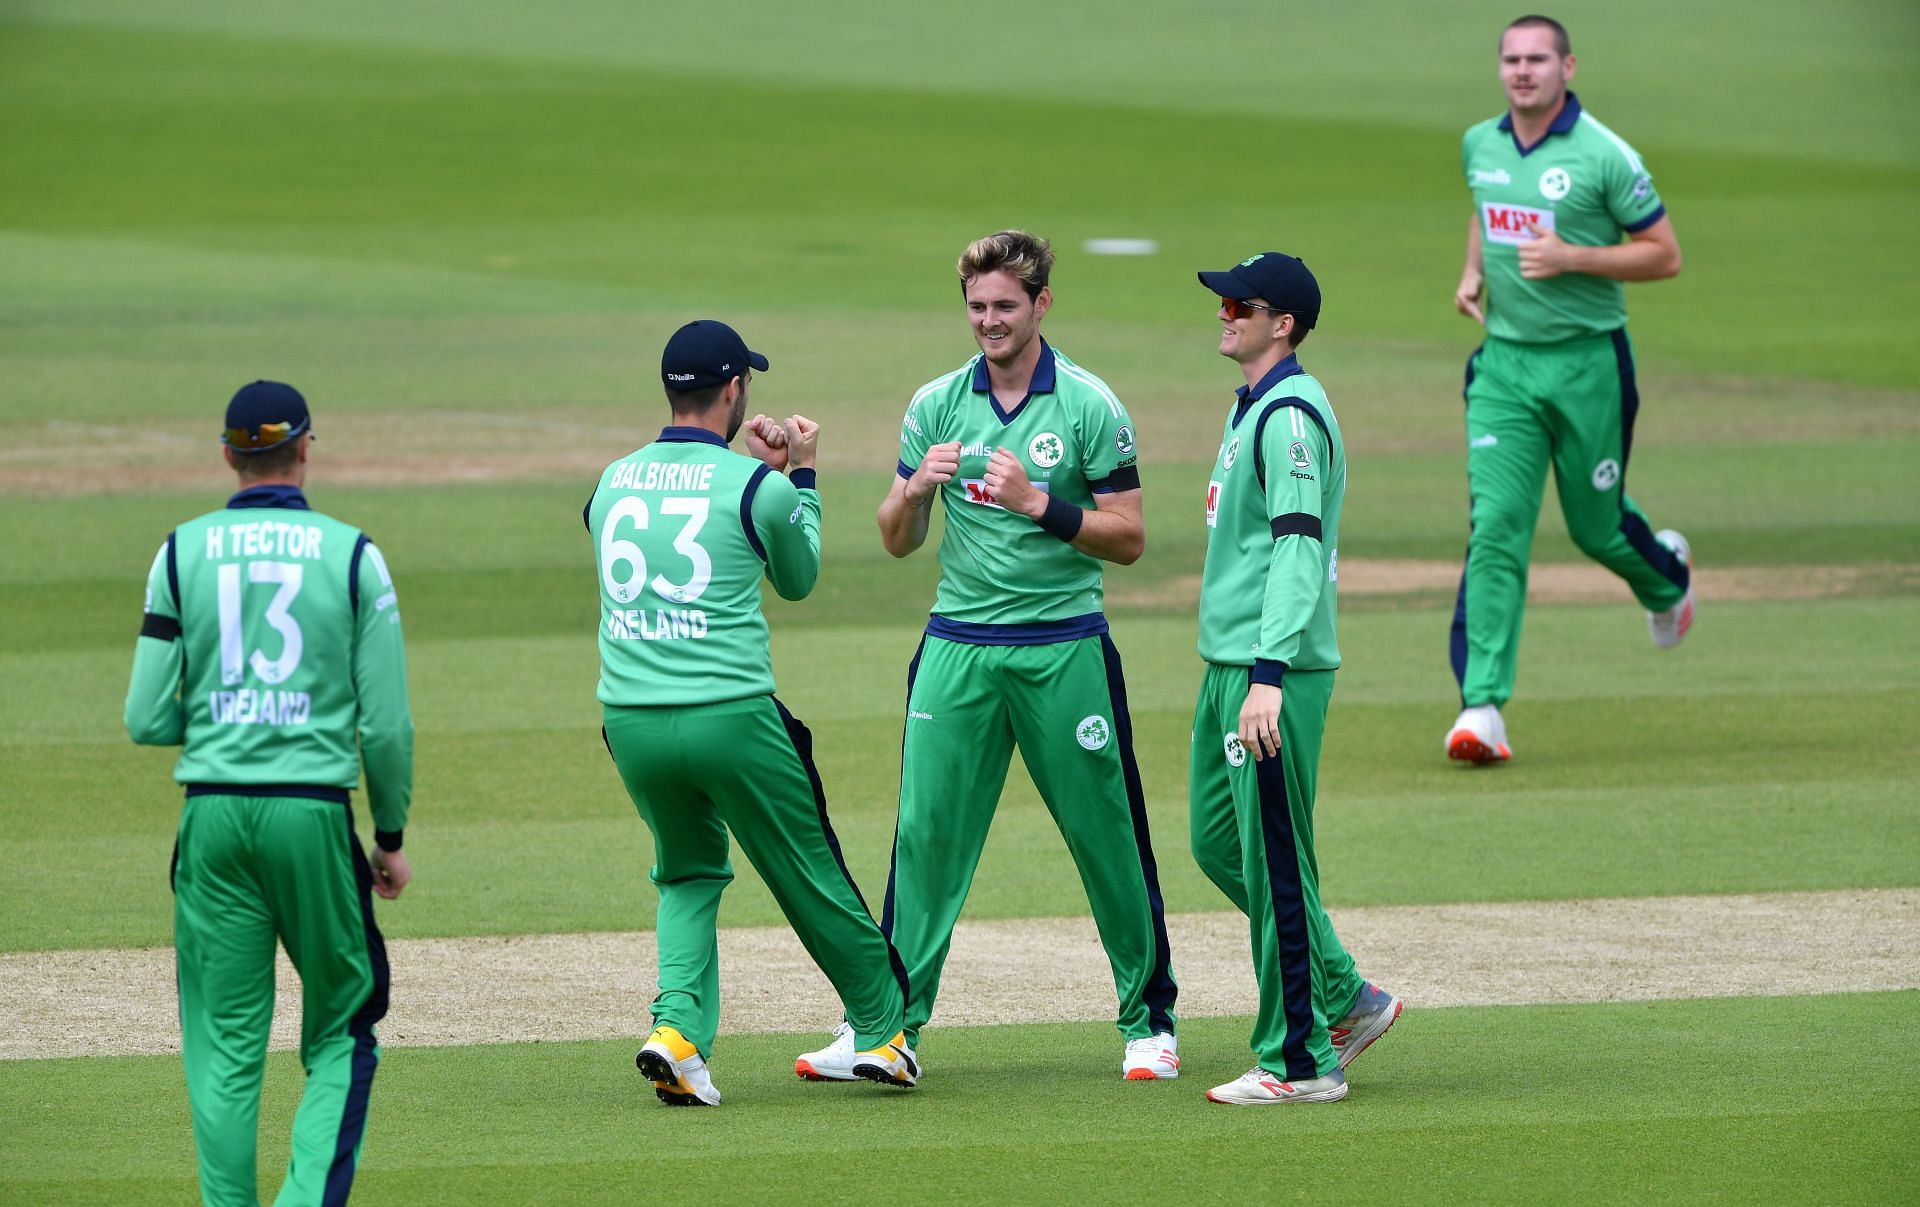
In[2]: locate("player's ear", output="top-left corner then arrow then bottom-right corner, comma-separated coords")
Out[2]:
1033,286 -> 1052,320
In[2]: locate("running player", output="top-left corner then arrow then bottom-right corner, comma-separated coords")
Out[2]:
1190,253 -> 1401,1105
125,380 -> 415,1203
591,320 -> 917,1106
1448,14 -> 1694,763
795,230 -> 1179,1083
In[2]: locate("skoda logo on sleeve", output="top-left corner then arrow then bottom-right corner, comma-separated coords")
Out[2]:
1076,715 -> 1111,751
1290,440 -> 1312,469
1029,432 -> 1065,469
1115,425 -> 1135,455
1539,167 -> 1572,200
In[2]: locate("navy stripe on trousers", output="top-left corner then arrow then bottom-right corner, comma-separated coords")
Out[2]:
879,637 -> 926,941
1248,678 -> 1319,1082
773,696 -> 912,1009
1098,634 -> 1179,1035
1450,344 -> 1483,694
1608,330 -> 1690,592
324,820 -> 390,1207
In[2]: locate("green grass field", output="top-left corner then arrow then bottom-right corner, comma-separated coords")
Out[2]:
2,1 -> 1916,1201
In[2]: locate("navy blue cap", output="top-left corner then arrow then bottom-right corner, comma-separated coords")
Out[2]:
222,380 -> 311,452
661,320 -> 769,391
1198,252 -> 1321,329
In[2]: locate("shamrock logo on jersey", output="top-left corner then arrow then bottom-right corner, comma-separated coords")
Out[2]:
1539,166 -> 1572,200
1591,458 -> 1620,491
1224,733 -> 1247,768
1076,715 -> 1111,751
1029,432 -> 1065,469
1222,437 -> 1240,470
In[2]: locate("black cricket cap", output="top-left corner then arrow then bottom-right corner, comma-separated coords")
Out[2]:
1197,252 -> 1321,329
222,380 -> 311,452
661,320 -> 769,391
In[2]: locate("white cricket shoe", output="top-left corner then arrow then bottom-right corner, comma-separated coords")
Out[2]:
1122,1032 -> 1180,1080
1648,529 -> 1695,650
1446,704 -> 1511,764
636,1024 -> 721,1106
849,1031 -> 920,1089
1206,1066 -> 1348,1106
1331,982 -> 1403,1070
794,1021 -> 860,1081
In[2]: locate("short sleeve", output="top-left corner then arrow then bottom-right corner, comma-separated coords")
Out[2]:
898,392 -> 936,481
1076,384 -> 1139,494
1601,137 -> 1665,233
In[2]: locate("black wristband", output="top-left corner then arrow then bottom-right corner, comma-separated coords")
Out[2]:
789,468 -> 817,490
374,828 -> 404,852
1034,493 -> 1084,542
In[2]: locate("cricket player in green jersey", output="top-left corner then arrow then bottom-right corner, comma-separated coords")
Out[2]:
591,320 -> 917,1106
1447,14 -> 1694,764
124,380 -> 414,1205
797,230 -> 1179,1083
1190,254 -> 1402,1106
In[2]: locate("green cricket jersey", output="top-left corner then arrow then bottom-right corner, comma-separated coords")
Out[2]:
1463,92 -> 1666,344
589,426 -> 821,706
124,484 -> 414,837
1197,357 -> 1344,677
897,340 -> 1139,636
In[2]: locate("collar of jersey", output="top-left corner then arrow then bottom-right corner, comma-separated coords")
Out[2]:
1497,90 -> 1583,157
226,484 -> 311,511
1232,354 -> 1304,425
657,426 -> 728,447
970,337 -> 1057,425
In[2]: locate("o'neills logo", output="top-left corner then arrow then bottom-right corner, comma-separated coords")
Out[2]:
667,372 -> 696,382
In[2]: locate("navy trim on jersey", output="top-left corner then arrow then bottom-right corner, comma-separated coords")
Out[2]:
1248,669 -> 1322,1082
1270,513 -> 1322,541
140,613 -> 182,641
1497,90 -> 1583,157
1100,634 -> 1179,1036
895,459 -> 916,481
740,462 -> 774,562
185,783 -> 352,804
1623,204 -> 1667,234
164,530 -> 181,615
789,468 -> 817,491
1091,464 -> 1141,494
924,612 -> 1108,646
373,828 -> 403,851
226,484 -> 311,511
1607,329 -> 1690,591
582,489 -> 595,534
1231,355 -> 1305,427
657,426 -> 727,447
348,534 -> 371,622
325,824 -> 390,1206
1253,398 -> 1332,492
970,338 -> 1057,425
1252,658 -> 1287,687
775,695 -> 912,1008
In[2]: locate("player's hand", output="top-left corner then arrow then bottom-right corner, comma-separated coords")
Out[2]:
744,414 -> 789,470
985,447 -> 1043,519
371,846 -> 411,900
1238,684 -> 1283,763
1454,268 -> 1486,324
906,441 -> 962,505
782,414 -> 820,470
1518,221 -> 1576,279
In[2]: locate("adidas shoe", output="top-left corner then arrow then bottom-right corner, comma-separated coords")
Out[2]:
636,1024 -> 721,1106
1331,982 -> 1403,1070
1648,529 -> 1695,650
1446,704 -> 1511,764
794,1021 -> 860,1082
849,1031 -> 920,1089
1122,1032 -> 1180,1080
1206,1066 -> 1348,1106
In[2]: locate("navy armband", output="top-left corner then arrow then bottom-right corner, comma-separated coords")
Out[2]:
140,613 -> 182,641
1035,493 -> 1084,542
1270,513 -> 1322,540
374,829 -> 404,852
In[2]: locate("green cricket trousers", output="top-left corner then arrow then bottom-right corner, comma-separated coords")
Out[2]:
1189,665 -> 1361,1079
884,633 -> 1178,1048
173,791 -> 387,1207
1452,331 -> 1692,707
603,695 -> 908,1056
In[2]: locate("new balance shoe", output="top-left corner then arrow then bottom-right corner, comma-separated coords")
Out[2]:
849,1031 -> 920,1089
1331,982 -> 1403,1070
636,1024 -> 721,1106
1206,1066 -> 1348,1106
1648,529 -> 1695,650
1122,1032 -> 1180,1080
1446,704 -> 1511,764
794,1021 -> 860,1082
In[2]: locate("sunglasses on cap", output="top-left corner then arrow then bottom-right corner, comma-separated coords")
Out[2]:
1219,297 -> 1293,321
223,419 -> 311,452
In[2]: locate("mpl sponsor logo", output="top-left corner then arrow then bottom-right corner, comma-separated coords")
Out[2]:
1481,201 -> 1555,246
959,479 -> 1049,508
1205,479 -> 1222,528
